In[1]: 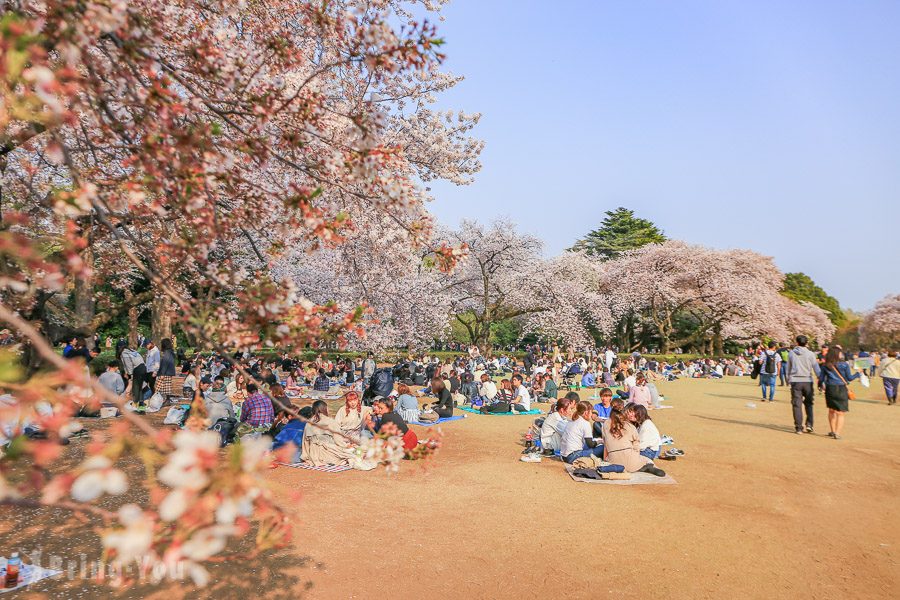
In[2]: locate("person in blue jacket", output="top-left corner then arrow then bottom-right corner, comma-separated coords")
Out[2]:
273,406 -> 314,462
817,346 -> 860,440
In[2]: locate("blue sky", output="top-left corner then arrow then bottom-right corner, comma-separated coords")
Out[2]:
423,0 -> 899,311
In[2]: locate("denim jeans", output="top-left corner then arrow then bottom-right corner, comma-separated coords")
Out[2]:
779,362 -> 788,385
760,374 -> 777,400
884,377 -> 899,403
564,445 -> 604,464
640,447 -> 660,460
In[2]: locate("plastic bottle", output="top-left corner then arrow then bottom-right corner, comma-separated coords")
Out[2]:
4,552 -> 20,588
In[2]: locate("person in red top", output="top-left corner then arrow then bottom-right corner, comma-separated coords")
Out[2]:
365,397 -> 418,451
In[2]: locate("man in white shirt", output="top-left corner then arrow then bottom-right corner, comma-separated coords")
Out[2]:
540,395 -> 575,455
145,341 -> 160,391
511,374 -> 531,412
604,347 -> 616,371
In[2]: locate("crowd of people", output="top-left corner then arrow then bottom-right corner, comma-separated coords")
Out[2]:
7,333 -> 894,474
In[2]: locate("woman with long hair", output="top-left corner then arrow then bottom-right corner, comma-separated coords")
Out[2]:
395,383 -> 420,423
300,400 -> 356,466
625,403 -> 661,459
155,338 -> 177,399
365,396 -> 418,451
495,379 -> 513,403
559,400 -> 603,463
601,407 -> 665,476
333,391 -> 370,446
429,377 -> 454,418
817,346 -> 860,439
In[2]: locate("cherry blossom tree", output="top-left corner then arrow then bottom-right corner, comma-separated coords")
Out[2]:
597,241 -> 835,353
270,210 -> 454,352
1,0 -> 473,587
439,219 -> 611,353
860,294 -> 900,348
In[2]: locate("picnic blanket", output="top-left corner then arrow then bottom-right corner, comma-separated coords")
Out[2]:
409,415 -> 466,426
0,564 -> 62,593
565,464 -> 677,486
277,462 -> 353,473
459,406 -> 543,416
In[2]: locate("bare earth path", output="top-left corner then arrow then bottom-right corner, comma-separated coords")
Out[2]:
267,376 -> 899,599
7,376 -> 899,599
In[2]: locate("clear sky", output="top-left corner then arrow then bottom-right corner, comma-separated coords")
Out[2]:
424,0 -> 900,311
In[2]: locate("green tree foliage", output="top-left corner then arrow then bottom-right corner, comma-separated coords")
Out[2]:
781,272 -> 846,326
571,207 -> 666,260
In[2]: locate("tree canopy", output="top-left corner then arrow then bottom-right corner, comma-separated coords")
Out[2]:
781,273 -> 846,326
571,207 -> 666,260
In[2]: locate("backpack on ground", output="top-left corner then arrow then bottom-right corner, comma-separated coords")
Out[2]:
369,367 -> 394,398
211,417 -> 237,446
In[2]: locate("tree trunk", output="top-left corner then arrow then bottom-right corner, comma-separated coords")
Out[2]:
713,324 -> 724,356
660,335 -> 670,355
150,294 -> 172,344
125,289 -> 140,347
73,244 -> 95,347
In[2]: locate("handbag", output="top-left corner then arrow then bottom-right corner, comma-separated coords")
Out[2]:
830,366 -> 856,401
417,409 -> 439,423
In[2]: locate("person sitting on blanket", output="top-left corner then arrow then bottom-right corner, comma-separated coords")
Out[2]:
226,373 -> 248,405
459,373 -> 480,406
268,383 -> 293,434
313,369 -> 331,392
300,400 -> 357,466
494,379 -> 513,403
602,369 -> 616,387
590,387 -> 614,436
580,368 -> 596,388
333,391 -> 371,447
627,372 -> 652,408
560,400 -> 604,463
476,373 -> 498,408
429,377 -> 455,418
625,403 -> 661,459
540,394 -> 576,455
365,396 -> 418,451
395,384 -> 420,423
601,406 -> 665,477
285,367 -> 305,390
273,405 -> 313,463
510,374 -> 531,412
205,375 -> 234,426
530,373 -> 545,400
238,383 -> 274,435
542,375 -> 559,402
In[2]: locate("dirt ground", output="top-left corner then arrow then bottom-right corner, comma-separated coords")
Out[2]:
6,375 -> 900,599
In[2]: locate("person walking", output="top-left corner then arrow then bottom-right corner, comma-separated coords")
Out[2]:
877,351 -> 900,405
817,346 -> 860,440
362,352 -> 376,386
786,335 -> 821,434
758,341 -> 781,402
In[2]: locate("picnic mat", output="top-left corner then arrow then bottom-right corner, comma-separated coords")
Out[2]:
565,464 -> 677,486
277,462 -> 353,473
409,415 -> 466,426
0,565 -> 62,593
459,406 -> 543,416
